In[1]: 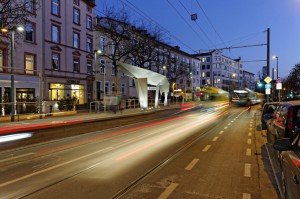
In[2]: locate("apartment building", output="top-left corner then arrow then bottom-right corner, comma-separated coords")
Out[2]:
0,0 -> 96,108
194,50 -> 246,91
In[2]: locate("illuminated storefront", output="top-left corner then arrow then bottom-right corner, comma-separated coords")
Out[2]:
49,82 -> 85,104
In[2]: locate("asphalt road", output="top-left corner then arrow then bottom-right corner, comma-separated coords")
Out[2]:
0,106 -> 279,199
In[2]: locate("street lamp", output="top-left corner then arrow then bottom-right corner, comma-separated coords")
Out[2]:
1,26 -> 24,122
272,56 -> 279,79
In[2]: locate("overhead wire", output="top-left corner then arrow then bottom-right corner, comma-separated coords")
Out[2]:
166,0 -> 211,50
94,0 -> 198,53
176,0 -> 215,49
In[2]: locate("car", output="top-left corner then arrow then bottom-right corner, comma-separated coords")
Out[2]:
267,101 -> 300,143
261,102 -> 280,130
273,134 -> 300,199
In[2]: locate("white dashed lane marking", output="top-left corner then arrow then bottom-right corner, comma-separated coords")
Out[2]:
219,130 -> 224,135
185,158 -> 199,170
246,148 -> 251,156
212,137 -> 218,142
157,183 -> 179,199
242,193 -> 251,199
247,139 -> 252,144
224,126 -> 228,129
202,145 -> 211,152
248,133 -> 252,136
244,163 -> 251,177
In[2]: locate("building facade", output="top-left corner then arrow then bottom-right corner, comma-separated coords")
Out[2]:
194,50 -> 245,91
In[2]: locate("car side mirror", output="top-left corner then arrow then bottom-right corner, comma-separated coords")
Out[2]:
273,138 -> 291,151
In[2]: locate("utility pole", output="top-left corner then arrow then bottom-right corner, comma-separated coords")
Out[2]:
266,28 -> 270,102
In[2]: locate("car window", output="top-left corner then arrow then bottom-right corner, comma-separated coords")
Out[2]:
280,106 -> 288,121
296,108 -> 300,127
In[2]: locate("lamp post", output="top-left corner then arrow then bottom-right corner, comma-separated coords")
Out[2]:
272,56 -> 279,79
1,26 -> 24,122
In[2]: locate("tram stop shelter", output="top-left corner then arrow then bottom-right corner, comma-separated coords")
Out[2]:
117,61 -> 169,109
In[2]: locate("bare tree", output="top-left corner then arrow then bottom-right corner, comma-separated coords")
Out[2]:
0,0 -> 39,32
94,6 -> 135,95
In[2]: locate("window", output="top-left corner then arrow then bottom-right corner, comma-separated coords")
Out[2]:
25,54 -> 35,74
52,0 -> 60,15
52,25 -> 60,43
202,65 -> 205,70
87,60 -> 92,74
202,80 -> 206,85
25,0 -> 34,13
207,65 -> 210,70
86,37 -> 92,52
206,57 -> 211,62
52,53 -> 59,70
111,64 -> 115,75
201,72 -> 205,77
100,37 -> 105,52
73,8 -> 80,24
111,41 -> 115,55
111,83 -> 115,94
100,60 -> 105,74
122,83 -> 126,95
105,82 -> 109,94
74,0 -> 79,5
25,22 -> 35,42
73,58 -> 80,72
86,15 -> 92,30
73,32 -> 80,48
0,49 -> 3,71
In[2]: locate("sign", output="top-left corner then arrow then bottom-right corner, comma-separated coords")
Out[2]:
265,83 -> 271,89
147,86 -> 156,90
264,76 -> 272,84
265,88 -> 271,95
66,79 -> 80,84
276,83 -> 282,90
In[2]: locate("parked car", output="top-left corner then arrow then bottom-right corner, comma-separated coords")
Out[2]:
273,134 -> 300,199
261,102 -> 280,130
267,101 -> 300,144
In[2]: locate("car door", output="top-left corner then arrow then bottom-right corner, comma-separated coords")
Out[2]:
281,136 -> 300,199
275,105 -> 287,139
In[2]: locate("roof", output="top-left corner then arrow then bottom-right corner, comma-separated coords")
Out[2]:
117,61 -> 169,88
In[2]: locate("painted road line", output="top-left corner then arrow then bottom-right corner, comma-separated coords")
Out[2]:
219,131 -> 224,135
242,193 -> 251,199
249,128 -> 252,131
228,123 -> 231,126
246,148 -> 251,156
250,124 -> 252,127
202,145 -> 211,152
185,158 -> 199,170
247,139 -> 252,144
212,137 -> 218,142
0,147 -> 112,188
244,163 -> 251,177
248,133 -> 252,137
0,153 -> 35,163
224,126 -> 228,129
157,183 -> 179,199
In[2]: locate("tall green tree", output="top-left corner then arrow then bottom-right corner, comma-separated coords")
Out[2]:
285,63 -> 300,94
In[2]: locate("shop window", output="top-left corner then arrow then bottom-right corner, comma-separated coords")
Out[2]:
49,83 -> 65,100
71,84 -> 84,104
25,54 -> 35,74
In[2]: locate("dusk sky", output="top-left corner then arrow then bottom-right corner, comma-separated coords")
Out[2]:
95,0 -> 300,79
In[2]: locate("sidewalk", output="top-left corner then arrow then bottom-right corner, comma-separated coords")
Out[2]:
0,103 -> 185,136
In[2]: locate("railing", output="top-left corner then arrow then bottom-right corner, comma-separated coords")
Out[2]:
90,99 -> 141,112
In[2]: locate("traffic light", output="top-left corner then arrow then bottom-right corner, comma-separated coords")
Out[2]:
258,82 -> 263,87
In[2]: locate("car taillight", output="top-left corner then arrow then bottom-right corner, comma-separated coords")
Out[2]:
287,107 -> 294,130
